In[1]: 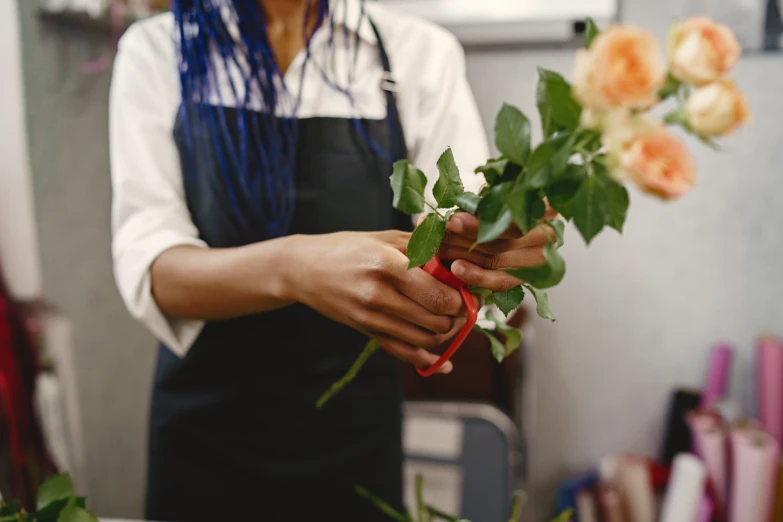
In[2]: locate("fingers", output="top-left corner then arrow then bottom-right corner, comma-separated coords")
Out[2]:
375,334 -> 453,374
376,229 -> 411,254
381,291 -> 456,334
395,269 -> 465,316
447,213 -> 523,240
450,260 -> 524,293
439,244 -> 546,271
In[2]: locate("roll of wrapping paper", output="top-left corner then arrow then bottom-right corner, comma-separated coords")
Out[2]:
757,335 -> 783,445
728,424 -> 780,522
659,453 -> 706,522
694,496 -> 713,522
771,458 -> 783,522
598,483 -> 628,522
700,344 -> 733,410
687,410 -> 728,518
617,456 -> 656,522
577,489 -> 599,522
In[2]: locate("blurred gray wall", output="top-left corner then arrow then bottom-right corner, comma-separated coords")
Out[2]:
18,0 -> 783,519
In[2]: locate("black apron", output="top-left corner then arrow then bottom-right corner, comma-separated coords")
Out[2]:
145,24 -> 412,522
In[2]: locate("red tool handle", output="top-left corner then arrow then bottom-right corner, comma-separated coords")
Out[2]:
417,257 -> 478,377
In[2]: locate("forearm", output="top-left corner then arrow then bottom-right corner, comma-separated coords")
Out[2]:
150,235 -> 299,320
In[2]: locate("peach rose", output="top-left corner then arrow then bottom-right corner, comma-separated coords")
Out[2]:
572,25 -> 667,111
686,78 -> 750,136
617,127 -> 696,199
669,16 -> 741,86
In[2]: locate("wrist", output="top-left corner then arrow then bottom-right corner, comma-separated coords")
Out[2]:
270,234 -> 306,303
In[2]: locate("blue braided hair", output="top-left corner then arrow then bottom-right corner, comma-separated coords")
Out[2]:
172,0 -> 389,240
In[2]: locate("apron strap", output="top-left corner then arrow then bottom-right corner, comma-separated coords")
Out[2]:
368,19 -> 408,163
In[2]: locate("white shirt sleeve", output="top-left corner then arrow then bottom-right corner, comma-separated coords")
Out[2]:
109,24 -> 206,357
406,33 -> 489,206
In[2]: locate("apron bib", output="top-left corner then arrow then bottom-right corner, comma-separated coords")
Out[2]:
144,23 -> 412,522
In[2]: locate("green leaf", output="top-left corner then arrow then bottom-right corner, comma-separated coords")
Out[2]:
571,175 -> 607,245
545,164 -> 587,220
454,192 -> 480,214
504,185 -> 533,235
476,183 -> 509,222
37,474 -> 74,512
536,68 -> 581,137
390,160 -> 428,215
505,243 -> 566,289
546,219 -> 566,247
74,498 -> 86,509
488,313 -> 523,358
598,174 -> 629,233
550,509 -> 575,522
584,18 -> 600,48
0,502 -> 21,517
56,498 -> 97,522
476,208 -> 512,245
469,286 -> 495,306
525,285 -> 556,321
35,498 -> 70,522
475,158 -> 508,186
494,103 -> 532,165
657,73 -> 681,100
407,213 -> 446,268
433,148 -> 464,208
525,133 -> 574,188
493,286 -> 525,317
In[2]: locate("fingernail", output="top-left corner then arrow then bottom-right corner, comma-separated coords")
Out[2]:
450,216 -> 464,234
451,262 -> 466,277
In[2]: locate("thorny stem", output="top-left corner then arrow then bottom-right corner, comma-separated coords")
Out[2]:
316,339 -> 380,408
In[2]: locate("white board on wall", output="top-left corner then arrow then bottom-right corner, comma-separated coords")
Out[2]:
0,0 -> 43,300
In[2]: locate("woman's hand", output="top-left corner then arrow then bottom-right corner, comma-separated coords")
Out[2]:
286,230 -> 473,374
433,211 -> 559,293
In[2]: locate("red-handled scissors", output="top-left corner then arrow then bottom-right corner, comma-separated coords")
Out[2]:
417,256 -> 478,377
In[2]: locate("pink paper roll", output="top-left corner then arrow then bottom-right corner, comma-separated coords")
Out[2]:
728,425 -> 780,522
688,410 -> 728,517
701,343 -> 733,410
757,335 -> 783,445
693,496 -> 712,522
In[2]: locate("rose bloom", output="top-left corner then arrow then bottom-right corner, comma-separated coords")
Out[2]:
686,78 -> 750,136
669,16 -> 741,86
603,115 -> 696,199
572,25 -> 667,111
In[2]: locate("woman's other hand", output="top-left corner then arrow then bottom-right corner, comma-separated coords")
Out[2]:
434,210 -> 559,293
287,230 -> 472,374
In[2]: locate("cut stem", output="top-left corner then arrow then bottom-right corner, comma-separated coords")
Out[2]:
426,505 -> 460,522
416,474 -> 427,522
316,339 -> 380,408
354,485 -> 412,522
507,492 -> 525,522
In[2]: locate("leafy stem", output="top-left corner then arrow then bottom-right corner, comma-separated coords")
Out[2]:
316,339 -> 380,408
424,201 -> 446,220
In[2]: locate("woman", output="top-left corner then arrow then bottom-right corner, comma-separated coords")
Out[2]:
110,0 -> 551,519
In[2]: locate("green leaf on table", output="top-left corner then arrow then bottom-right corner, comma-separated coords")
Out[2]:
584,18 -> 600,48
56,498 -> 97,522
475,158 -> 508,186
505,243 -> 566,289
433,148 -> 464,208
546,219 -> 566,247
525,285 -> 556,321
37,474 -> 74,512
493,286 -> 525,317
494,103 -> 532,165
407,213 -> 446,268
597,173 -> 630,233
454,192 -> 480,214
525,132 -> 575,188
571,175 -> 607,245
390,160 -> 428,215
536,68 -> 582,137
